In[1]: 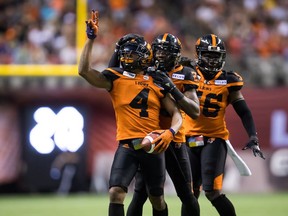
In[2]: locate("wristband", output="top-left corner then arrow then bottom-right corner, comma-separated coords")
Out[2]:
170,87 -> 184,101
169,128 -> 176,136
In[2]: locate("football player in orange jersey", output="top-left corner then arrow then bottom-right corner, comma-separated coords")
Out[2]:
79,10 -> 183,216
181,34 -> 265,216
122,33 -> 200,216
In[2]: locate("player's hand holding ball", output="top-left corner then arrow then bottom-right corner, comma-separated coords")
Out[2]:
141,129 -> 175,154
153,129 -> 175,153
141,131 -> 161,153
85,10 -> 99,40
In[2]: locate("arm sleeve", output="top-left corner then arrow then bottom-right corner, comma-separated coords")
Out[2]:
232,99 -> 257,137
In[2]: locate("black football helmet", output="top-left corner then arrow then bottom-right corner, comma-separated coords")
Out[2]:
119,39 -> 153,72
116,33 -> 145,49
195,34 -> 226,80
152,33 -> 182,72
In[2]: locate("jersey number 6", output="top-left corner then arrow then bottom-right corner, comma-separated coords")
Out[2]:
198,91 -> 223,117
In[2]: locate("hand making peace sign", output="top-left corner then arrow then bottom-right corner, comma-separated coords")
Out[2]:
85,10 -> 99,40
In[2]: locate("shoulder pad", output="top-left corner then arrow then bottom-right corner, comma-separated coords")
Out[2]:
223,70 -> 244,92
226,71 -> 243,83
181,66 -> 198,81
102,67 -> 122,81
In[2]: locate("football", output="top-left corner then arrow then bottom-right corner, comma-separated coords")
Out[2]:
141,131 -> 161,153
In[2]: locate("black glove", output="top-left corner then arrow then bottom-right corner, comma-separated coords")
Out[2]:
151,70 -> 176,92
115,33 -> 145,51
242,137 -> 265,159
85,10 -> 98,40
150,70 -> 184,101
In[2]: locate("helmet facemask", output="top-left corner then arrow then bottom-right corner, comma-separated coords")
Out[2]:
197,51 -> 226,80
119,42 -> 152,72
152,33 -> 182,72
153,45 -> 181,72
195,34 -> 226,80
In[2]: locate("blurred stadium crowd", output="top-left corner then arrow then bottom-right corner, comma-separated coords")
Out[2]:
1,0 -> 288,87
0,0 -> 76,65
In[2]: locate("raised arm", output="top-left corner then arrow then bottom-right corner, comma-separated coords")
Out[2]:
78,10 -> 111,90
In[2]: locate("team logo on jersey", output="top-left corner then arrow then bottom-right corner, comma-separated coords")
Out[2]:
172,73 -> 185,80
143,75 -> 149,80
123,71 -> 136,78
215,80 -> 227,85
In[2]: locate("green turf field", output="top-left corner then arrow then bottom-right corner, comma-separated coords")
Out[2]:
0,193 -> 287,216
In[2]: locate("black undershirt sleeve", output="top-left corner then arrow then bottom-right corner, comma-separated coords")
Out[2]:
232,99 -> 257,137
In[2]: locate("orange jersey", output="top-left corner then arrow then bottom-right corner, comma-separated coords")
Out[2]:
102,68 -> 165,141
184,67 -> 243,140
159,65 -> 199,142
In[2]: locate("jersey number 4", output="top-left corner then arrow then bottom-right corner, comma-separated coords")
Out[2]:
129,88 -> 149,117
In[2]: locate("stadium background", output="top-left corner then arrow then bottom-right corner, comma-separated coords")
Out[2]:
0,0 -> 287,196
